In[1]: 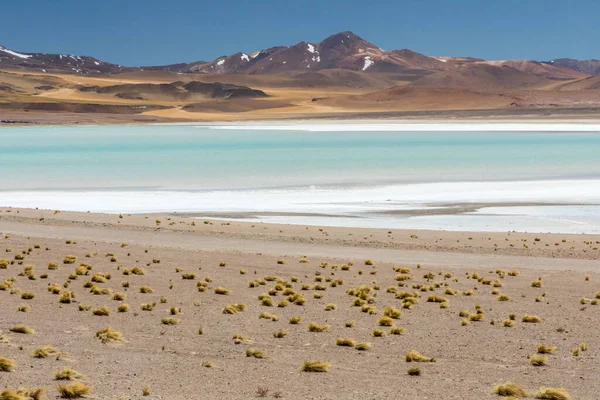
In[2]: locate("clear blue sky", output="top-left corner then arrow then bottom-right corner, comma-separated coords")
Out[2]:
1,0 -> 597,66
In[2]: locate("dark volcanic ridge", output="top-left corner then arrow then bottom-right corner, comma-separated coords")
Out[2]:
77,81 -> 268,101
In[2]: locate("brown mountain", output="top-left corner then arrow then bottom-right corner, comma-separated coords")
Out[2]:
482,60 -> 588,80
0,44 -> 127,74
547,58 -> 600,76
408,64 -> 550,91
188,31 -> 447,75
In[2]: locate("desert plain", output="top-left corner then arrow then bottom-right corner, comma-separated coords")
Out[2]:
0,207 -> 599,399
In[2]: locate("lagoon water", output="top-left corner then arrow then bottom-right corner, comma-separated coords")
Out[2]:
1,123 -> 600,233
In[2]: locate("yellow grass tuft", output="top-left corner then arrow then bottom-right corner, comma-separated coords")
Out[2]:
117,304 -> 130,312
139,286 -> 153,293
390,327 -> 407,335
54,367 -> 85,381
32,345 -> 62,358
246,348 -> 265,359
534,387 -> 571,400
0,357 -> 16,372
356,342 -> 372,351
530,354 -> 548,366
307,322 -> 330,332
57,382 -> 91,398
537,344 -> 557,354
405,350 -> 435,362
522,315 -> 542,323
335,338 -> 357,347
273,330 -> 288,338
214,287 -> 231,295
96,327 -> 126,344
161,317 -> 180,325
301,361 -> 330,372
491,382 -> 528,397
378,316 -> 394,326
382,306 -> 402,319
92,306 -> 110,316
9,325 -> 35,334
222,303 -> 246,314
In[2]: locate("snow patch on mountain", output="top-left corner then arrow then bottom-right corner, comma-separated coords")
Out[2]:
241,53 -> 249,62
362,56 -> 374,71
0,46 -> 32,59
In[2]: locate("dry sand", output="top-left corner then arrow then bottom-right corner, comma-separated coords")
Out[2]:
1,207 -> 599,399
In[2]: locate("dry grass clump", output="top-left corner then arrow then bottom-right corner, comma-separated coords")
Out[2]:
503,319 -> 515,327
378,316 -> 394,327
308,322 -> 330,332
273,330 -> 288,338
405,350 -> 435,362
356,342 -> 371,351
537,344 -> 557,354
0,356 -> 16,372
9,325 -> 35,334
142,387 -> 151,396
336,338 -> 357,347
530,354 -> 548,366
17,304 -> 30,312
491,382 -> 528,397
215,287 -> 231,295
117,304 -> 130,312
111,292 -> 126,301
78,304 -> 91,311
48,262 -> 59,270
531,280 -> 543,288
301,361 -> 330,372
289,316 -> 301,324
48,283 -> 62,294
32,345 -> 61,358
522,315 -> 542,323
299,257 -> 309,263
259,312 -> 279,321
372,329 -> 386,337
161,317 -> 180,325
345,320 -> 355,328
324,303 -> 337,311
182,273 -> 196,280
382,306 -> 402,319
59,291 -> 74,304
390,327 -> 407,335
407,367 -> 421,376
63,255 -> 77,264
223,303 -> 247,314
534,388 -> 570,399
20,292 -> 35,300
426,295 -> 448,303
54,367 -> 85,381
141,302 -> 156,311
57,382 -> 91,398
96,327 -> 126,344
498,294 -> 510,301
92,306 -> 110,316
246,348 -> 265,359
139,286 -> 153,293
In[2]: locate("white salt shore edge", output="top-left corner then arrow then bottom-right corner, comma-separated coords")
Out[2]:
1,179 -> 600,234
204,122 -> 600,132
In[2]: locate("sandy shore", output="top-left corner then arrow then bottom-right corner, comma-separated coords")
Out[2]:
1,207 -> 599,399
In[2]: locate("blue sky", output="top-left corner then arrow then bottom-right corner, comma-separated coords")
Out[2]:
1,0 -> 597,66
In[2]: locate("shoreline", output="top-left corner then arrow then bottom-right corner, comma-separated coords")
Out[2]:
2,207 -> 599,260
3,109 -> 600,128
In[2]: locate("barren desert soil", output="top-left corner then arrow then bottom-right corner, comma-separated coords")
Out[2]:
1,208 -> 599,399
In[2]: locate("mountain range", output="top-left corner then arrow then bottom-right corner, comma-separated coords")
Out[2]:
2,31 -> 599,80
